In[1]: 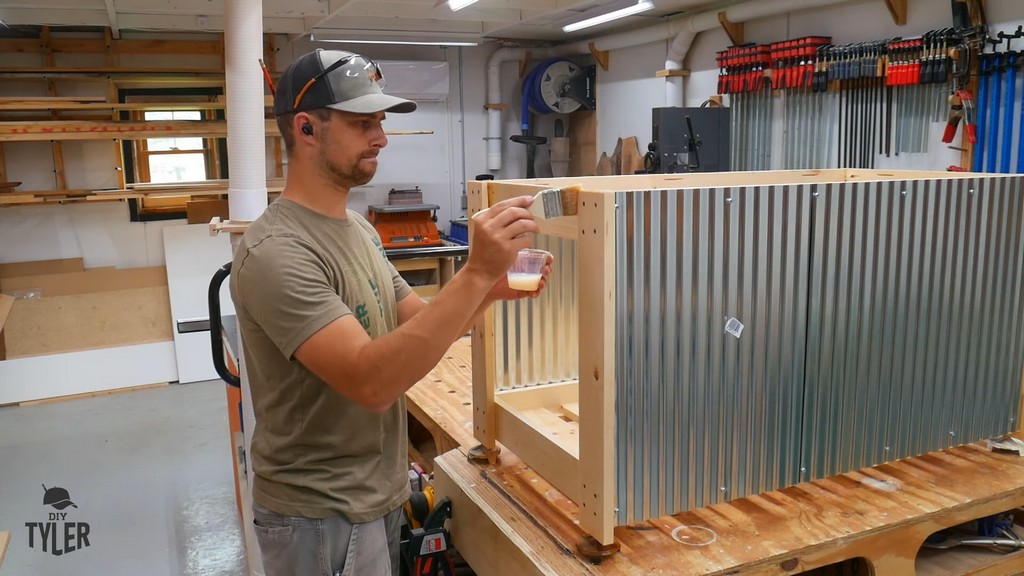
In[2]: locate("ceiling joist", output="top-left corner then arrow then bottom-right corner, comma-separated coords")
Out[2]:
103,0 -> 120,38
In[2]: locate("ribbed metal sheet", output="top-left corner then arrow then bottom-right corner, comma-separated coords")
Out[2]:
614,186 -> 812,523
495,234 -> 579,391
801,177 -> 1024,478
613,177 -> 1024,524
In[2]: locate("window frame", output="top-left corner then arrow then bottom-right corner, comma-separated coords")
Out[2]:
119,87 -> 229,222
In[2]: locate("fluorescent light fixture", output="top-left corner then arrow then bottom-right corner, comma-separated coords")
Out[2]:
311,37 -> 478,47
447,0 -> 480,11
562,0 -> 654,33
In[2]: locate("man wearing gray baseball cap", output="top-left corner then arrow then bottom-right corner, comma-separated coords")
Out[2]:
231,49 -> 552,576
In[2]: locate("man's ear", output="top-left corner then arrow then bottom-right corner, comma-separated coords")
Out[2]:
294,112 -> 314,139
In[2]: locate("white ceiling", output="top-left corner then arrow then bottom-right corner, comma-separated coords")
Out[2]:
0,0 -> 737,44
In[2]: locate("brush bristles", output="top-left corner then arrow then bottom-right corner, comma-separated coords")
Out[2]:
538,189 -> 563,218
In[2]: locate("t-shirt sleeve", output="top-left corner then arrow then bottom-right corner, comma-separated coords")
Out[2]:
234,234 -> 350,359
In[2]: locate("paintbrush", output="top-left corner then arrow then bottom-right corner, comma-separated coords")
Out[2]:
473,185 -> 581,220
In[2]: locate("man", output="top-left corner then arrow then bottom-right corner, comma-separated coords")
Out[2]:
230,49 -> 550,576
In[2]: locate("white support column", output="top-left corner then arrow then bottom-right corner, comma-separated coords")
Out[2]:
225,0 -> 268,223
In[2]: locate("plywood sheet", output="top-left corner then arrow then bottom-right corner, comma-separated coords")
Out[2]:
0,341 -> 178,405
4,286 -> 173,358
0,257 -> 84,279
0,266 -> 167,297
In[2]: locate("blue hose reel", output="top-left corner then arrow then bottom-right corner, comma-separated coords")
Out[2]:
512,58 -> 596,177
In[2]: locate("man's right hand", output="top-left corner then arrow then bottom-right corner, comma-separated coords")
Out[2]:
467,196 -> 540,280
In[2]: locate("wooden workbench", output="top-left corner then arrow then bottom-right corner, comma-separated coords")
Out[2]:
406,336 -> 477,469
408,339 -> 1024,576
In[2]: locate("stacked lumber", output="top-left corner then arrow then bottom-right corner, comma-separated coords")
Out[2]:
0,178 -> 285,206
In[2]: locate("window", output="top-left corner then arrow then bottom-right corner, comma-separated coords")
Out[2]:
138,111 -> 209,183
119,88 -> 229,222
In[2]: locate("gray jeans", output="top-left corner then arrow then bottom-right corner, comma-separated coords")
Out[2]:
252,502 -> 403,576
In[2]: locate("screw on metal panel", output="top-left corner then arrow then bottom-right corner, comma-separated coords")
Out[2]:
969,189 -> 975,195
614,508 -> 619,513
725,196 -> 733,204
901,189 -> 908,196
811,191 -> 819,197
949,431 -> 956,437
884,446 -> 890,452
799,467 -> 806,474
720,486 -> 727,493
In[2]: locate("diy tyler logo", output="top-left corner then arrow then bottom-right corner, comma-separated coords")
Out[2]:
25,484 -> 91,556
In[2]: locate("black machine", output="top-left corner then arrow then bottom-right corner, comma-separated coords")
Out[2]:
645,107 -> 731,174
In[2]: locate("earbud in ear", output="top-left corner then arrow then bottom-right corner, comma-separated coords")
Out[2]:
301,123 -> 314,136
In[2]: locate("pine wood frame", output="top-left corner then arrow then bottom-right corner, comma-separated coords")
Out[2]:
468,168 -> 1019,547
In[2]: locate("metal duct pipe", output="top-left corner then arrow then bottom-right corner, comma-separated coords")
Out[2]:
665,28 -> 696,107
225,0 -> 268,222
484,0 -> 858,172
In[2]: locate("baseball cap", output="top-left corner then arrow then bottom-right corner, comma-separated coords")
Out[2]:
42,485 -> 78,510
273,49 -> 417,116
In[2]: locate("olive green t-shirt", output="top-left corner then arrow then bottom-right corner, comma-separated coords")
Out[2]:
230,198 -> 413,522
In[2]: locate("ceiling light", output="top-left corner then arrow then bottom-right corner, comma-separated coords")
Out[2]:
310,31 -> 478,47
562,0 -> 654,33
312,37 -> 478,47
447,0 -> 480,10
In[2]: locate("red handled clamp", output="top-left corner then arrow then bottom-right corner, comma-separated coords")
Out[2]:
942,89 -> 977,144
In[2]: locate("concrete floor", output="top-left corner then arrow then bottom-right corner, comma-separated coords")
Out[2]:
0,380 -> 248,576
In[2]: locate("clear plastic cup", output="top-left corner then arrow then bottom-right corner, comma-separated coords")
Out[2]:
507,248 -> 549,291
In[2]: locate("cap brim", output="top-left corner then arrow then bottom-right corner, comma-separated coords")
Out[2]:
327,93 -> 417,114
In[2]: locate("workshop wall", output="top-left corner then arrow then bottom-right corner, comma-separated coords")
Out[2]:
581,0 -> 1024,174
3,0 -> 1024,270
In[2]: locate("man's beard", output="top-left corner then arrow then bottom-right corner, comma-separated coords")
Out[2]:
317,141 -> 376,189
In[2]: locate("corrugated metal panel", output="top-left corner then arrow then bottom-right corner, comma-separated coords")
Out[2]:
613,176 -> 1024,525
495,234 -> 578,391
614,186 -> 812,524
802,177 -> 1024,478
